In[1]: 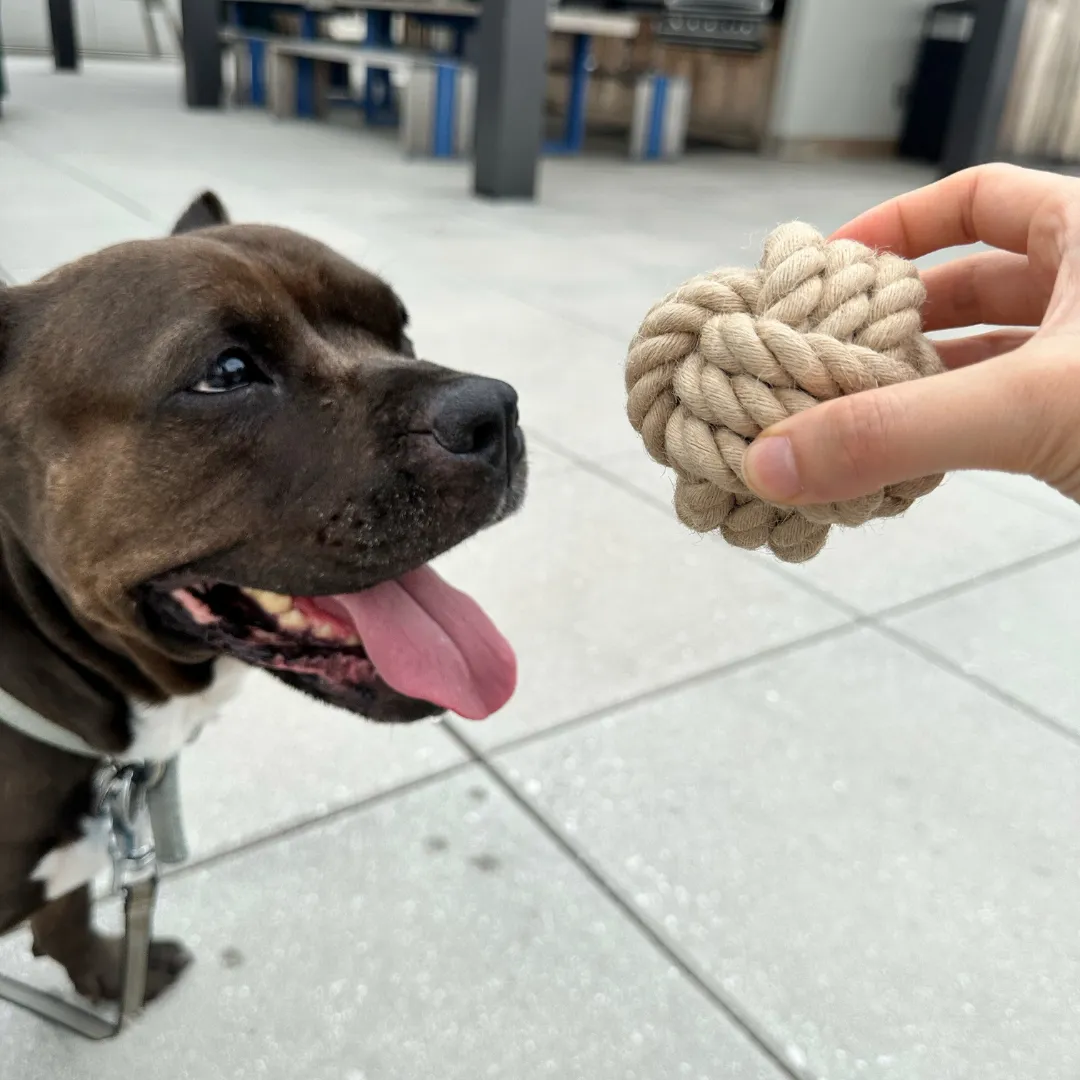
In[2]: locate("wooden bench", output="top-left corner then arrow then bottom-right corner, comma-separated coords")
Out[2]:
267,37 -> 474,157
220,7 -> 685,162
220,26 -> 282,108
221,29 -> 409,127
399,60 -> 476,158
268,38 -> 412,120
541,65 -> 692,160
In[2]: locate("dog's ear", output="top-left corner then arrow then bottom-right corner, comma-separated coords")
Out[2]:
393,295 -> 416,357
171,191 -> 230,236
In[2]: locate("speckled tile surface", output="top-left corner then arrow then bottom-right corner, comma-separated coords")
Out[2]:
1,771 -> 785,1080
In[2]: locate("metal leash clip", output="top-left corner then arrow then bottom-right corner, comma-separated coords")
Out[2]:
94,763 -> 161,892
92,763 -> 162,1032
0,760 -> 182,1039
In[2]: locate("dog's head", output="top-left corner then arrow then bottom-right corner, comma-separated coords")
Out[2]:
0,194 -> 525,724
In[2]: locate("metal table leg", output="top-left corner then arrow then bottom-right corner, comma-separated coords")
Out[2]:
364,10 -> 397,126
546,32 -> 590,155
296,8 -> 319,118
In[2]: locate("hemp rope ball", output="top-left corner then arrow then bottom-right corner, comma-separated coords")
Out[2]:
625,222 -> 946,563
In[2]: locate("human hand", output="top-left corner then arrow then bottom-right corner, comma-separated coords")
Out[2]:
742,163 -> 1080,506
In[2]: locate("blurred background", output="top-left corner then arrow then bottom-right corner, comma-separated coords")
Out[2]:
4,0 -> 1080,168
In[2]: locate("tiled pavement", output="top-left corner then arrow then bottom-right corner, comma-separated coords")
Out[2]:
1,56 -> 1078,1080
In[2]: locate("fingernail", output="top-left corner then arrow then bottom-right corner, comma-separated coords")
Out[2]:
743,436 -> 802,501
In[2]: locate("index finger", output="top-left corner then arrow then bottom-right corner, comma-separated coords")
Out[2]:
829,163 -> 1074,259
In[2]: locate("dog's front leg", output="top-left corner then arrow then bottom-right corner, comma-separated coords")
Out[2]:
31,886 -> 192,1005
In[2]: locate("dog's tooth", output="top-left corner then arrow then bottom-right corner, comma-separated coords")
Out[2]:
242,588 -> 294,615
313,623 -> 337,640
278,609 -> 309,631
345,634 -> 362,646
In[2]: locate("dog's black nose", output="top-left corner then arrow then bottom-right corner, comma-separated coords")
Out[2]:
430,376 -> 521,469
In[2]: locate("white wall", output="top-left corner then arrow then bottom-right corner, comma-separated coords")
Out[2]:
769,0 -> 931,142
1,0 -> 181,57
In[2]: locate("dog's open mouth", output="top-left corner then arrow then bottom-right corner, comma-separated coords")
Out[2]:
143,567 -> 516,721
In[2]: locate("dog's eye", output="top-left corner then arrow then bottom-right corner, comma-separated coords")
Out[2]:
190,349 -> 263,394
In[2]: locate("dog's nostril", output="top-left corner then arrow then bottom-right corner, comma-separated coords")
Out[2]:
469,419 -> 502,455
430,376 -> 519,464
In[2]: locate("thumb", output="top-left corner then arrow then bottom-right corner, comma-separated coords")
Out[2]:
741,343 -> 1071,504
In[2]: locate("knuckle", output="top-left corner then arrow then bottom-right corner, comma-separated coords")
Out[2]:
825,391 -> 902,493
972,162 -> 1027,185
1016,353 -> 1080,490
1030,197 -> 1073,266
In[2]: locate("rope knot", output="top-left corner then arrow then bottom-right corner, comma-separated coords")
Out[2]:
625,223 -> 945,563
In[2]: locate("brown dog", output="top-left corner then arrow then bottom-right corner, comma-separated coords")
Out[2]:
0,193 -> 526,1003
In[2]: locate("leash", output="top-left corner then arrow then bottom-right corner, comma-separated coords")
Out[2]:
0,683 -> 188,1039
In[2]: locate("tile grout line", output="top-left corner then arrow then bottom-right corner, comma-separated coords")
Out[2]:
532,430 -> 1080,753
532,428 -> 1080,624
527,430 -> 865,620
152,439 -> 1080,897
4,134 -> 160,224
871,536 -> 1080,621
443,722 -> 810,1080
463,621 -> 863,760
870,621 -> 1080,752
166,756 -> 475,880
165,612 -> 1080,885
963,472 -> 1080,525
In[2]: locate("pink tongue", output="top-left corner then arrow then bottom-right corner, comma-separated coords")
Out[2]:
310,566 -> 516,720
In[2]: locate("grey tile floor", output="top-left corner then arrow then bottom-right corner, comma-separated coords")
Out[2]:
2,56 -> 1079,1080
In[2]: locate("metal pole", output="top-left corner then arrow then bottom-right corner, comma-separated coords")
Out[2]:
180,0 -> 223,108
472,0 -> 548,200
939,0 -> 1028,176
47,0 -> 80,71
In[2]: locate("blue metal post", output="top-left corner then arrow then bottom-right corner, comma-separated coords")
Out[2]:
365,9 -> 395,125
564,33 -> 590,153
296,8 -> 318,118
250,39 -> 266,106
544,32 -> 591,155
645,74 -> 668,160
433,62 -> 458,157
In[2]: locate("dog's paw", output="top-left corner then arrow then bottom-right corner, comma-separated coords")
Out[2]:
70,937 -> 194,1005
142,938 -> 194,1002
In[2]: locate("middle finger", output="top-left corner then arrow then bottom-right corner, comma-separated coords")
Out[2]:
920,250 -> 1049,331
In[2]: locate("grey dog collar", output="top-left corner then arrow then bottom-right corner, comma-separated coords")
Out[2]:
0,683 -> 100,758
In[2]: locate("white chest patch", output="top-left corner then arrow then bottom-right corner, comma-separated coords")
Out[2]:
122,657 -> 248,763
31,659 -> 248,902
